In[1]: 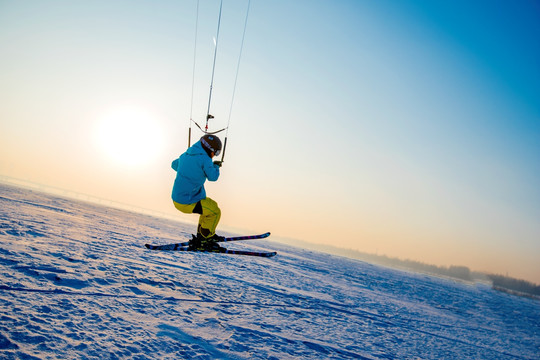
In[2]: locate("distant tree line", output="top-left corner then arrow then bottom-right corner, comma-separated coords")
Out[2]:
366,255 -> 473,281
371,255 -> 540,298
282,239 -> 539,299
487,274 -> 540,298
365,254 -> 540,298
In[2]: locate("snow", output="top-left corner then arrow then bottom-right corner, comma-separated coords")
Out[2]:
1,183 -> 539,360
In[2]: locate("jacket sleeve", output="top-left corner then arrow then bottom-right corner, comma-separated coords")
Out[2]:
171,158 -> 179,171
203,158 -> 220,181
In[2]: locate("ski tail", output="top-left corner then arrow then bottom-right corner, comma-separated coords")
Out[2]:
145,243 -> 185,251
222,249 -> 276,257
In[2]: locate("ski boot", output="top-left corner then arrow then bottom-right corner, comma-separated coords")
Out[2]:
201,234 -> 226,252
187,234 -> 204,251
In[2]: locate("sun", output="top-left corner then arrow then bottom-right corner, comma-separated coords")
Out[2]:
95,106 -> 163,167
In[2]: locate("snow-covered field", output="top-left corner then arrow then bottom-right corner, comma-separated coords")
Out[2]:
1,183 -> 539,359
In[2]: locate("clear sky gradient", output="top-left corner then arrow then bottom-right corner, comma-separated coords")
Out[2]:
1,0 -> 539,282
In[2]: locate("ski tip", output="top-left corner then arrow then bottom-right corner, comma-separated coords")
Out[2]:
144,244 -> 152,249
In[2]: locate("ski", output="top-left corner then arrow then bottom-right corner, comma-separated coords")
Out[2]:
144,243 -> 276,257
144,232 -> 270,250
222,232 -> 271,242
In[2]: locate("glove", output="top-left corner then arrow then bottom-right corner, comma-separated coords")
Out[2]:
213,161 -> 223,167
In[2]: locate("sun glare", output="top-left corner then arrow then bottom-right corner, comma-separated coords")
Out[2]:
95,106 -> 163,167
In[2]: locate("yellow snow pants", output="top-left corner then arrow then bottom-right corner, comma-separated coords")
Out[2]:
173,198 -> 221,238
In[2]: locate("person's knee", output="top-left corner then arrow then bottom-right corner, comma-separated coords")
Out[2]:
201,198 -> 220,215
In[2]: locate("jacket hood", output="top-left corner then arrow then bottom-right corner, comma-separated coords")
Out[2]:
187,141 -> 209,157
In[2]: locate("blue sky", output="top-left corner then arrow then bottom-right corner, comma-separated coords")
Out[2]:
1,0 -> 539,282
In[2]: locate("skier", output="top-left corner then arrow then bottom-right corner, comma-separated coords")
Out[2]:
171,134 -> 225,251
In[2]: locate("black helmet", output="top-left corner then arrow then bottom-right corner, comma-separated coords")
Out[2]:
200,134 -> 222,156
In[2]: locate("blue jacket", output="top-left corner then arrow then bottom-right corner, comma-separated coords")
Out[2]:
171,141 -> 220,205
